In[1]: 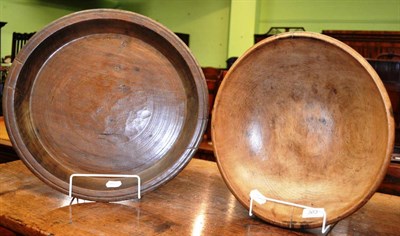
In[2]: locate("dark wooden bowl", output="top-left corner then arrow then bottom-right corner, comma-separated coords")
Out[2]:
212,32 -> 394,228
3,9 -> 208,202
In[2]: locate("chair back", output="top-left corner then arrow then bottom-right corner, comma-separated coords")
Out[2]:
11,32 -> 35,61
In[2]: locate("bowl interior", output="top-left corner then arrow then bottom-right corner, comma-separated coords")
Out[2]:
212,32 -> 393,228
5,10 -> 207,201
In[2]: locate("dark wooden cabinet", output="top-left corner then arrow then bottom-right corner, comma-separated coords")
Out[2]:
322,30 -> 400,59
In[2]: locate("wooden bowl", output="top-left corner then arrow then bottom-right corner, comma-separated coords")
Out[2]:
3,9 -> 208,202
212,32 -> 394,228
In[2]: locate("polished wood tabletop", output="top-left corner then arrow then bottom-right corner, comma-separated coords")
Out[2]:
1,158 -> 399,236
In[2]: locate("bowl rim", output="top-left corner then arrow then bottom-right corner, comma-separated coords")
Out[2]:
3,9 -> 209,201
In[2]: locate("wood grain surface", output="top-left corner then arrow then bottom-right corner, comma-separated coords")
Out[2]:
1,159 -> 399,235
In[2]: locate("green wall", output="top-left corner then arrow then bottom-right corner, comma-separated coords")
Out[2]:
0,0 -> 72,59
256,0 -> 400,34
1,0 -> 399,67
0,0 -> 230,68
130,0 -> 230,68
228,0 -> 256,58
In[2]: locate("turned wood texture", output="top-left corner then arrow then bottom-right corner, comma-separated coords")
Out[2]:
1,159 -> 400,235
3,9 -> 208,202
212,32 -> 395,229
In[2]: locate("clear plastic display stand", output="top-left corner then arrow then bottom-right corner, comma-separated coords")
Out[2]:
68,173 -> 141,204
249,189 -> 331,234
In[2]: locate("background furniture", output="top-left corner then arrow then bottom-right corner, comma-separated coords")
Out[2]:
322,30 -> 400,59
0,117 -> 18,163
10,32 -> 35,62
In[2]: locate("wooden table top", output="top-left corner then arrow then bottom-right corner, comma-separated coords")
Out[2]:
0,117 -> 11,147
1,159 -> 399,236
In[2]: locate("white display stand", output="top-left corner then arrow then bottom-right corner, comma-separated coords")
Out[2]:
68,173 -> 141,204
249,189 -> 330,234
